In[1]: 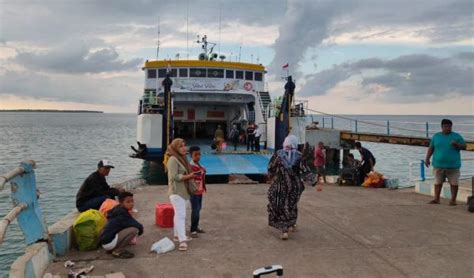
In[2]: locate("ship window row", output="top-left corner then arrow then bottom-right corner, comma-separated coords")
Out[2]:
147,68 -> 263,81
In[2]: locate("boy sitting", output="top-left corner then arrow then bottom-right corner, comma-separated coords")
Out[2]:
189,146 -> 207,237
100,191 -> 143,259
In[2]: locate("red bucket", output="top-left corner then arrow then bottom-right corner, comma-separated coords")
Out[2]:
155,203 -> 174,228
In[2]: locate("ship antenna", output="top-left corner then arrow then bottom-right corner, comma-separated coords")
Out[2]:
238,35 -> 242,62
186,0 -> 189,59
218,1 -> 222,56
156,17 -> 161,60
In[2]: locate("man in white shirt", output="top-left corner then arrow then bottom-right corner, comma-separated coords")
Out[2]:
253,125 -> 262,152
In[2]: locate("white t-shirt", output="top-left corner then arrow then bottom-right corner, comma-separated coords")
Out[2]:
254,128 -> 262,138
102,234 -> 118,250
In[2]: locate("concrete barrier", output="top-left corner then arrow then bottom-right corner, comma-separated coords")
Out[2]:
415,179 -> 472,203
112,178 -> 146,191
48,211 -> 79,256
10,242 -> 51,278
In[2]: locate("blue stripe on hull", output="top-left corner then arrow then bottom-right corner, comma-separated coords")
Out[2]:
147,148 -> 163,154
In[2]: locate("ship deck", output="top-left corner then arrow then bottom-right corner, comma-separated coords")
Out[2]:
187,140 -> 273,176
45,183 -> 473,278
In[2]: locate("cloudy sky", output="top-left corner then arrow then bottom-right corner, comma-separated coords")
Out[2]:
0,0 -> 472,114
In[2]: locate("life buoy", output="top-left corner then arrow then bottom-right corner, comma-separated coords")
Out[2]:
244,82 -> 253,91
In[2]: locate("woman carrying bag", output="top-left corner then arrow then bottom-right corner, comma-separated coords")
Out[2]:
164,138 -> 198,251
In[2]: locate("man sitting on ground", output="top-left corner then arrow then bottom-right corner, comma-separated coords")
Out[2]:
100,191 -> 144,259
347,153 -> 361,169
76,160 -> 121,212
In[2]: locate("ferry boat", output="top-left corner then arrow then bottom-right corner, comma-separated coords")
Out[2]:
130,35 -> 308,162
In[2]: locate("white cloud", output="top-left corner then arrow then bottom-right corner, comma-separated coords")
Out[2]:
0,0 -> 472,114
297,53 -> 474,105
13,40 -> 142,74
301,79 -> 474,115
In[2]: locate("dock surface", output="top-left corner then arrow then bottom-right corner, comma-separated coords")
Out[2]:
46,183 -> 473,278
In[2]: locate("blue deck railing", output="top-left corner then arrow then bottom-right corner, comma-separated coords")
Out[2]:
408,158 -> 474,184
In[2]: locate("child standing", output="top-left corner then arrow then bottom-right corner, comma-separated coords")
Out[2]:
313,142 -> 327,188
189,146 -> 207,238
100,191 -> 143,259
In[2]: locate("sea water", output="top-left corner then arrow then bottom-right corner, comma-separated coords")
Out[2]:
0,112 -> 473,276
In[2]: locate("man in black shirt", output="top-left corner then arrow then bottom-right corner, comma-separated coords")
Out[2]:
76,160 -> 121,212
355,142 -> 376,186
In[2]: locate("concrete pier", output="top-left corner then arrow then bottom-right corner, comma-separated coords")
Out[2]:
45,183 -> 473,278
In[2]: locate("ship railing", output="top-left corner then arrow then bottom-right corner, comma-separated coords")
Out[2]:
408,158 -> 474,185
0,160 -> 48,247
306,111 -> 474,140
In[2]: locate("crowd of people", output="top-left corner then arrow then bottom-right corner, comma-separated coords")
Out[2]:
74,119 -> 466,257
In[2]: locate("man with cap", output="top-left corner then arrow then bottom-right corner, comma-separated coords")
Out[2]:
76,160 -> 122,212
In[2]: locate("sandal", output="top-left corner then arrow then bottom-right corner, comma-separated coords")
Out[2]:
449,201 -> 457,206
428,199 -> 440,204
178,242 -> 188,251
112,250 -> 134,259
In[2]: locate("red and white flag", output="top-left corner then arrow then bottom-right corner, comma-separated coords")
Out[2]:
282,63 -> 289,69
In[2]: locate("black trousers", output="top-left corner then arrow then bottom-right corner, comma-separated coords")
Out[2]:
358,162 -> 375,185
247,136 -> 255,151
254,136 -> 261,152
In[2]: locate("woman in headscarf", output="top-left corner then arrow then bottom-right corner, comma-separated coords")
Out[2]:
267,135 -> 307,240
165,138 -> 198,251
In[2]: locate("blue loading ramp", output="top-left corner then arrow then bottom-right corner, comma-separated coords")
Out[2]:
199,153 -> 272,175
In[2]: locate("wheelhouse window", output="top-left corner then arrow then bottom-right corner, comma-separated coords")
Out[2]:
190,68 -> 207,77
245,71 -> 253,80
254,72 -> 263,81
158,68 -> 177,78
179,68 -> 188,77
170,68 -> 177,77
236,70 -> 244,79
225,70 -> 234,79
207,68 -> 224,78
158,69 -> 167,78
147,69 -> 156,78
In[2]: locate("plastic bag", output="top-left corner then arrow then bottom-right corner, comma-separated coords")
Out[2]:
384,178 -> 399,189
73,209 -> 106,251
362,171 -> 385,188
150,237 -> 175,254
